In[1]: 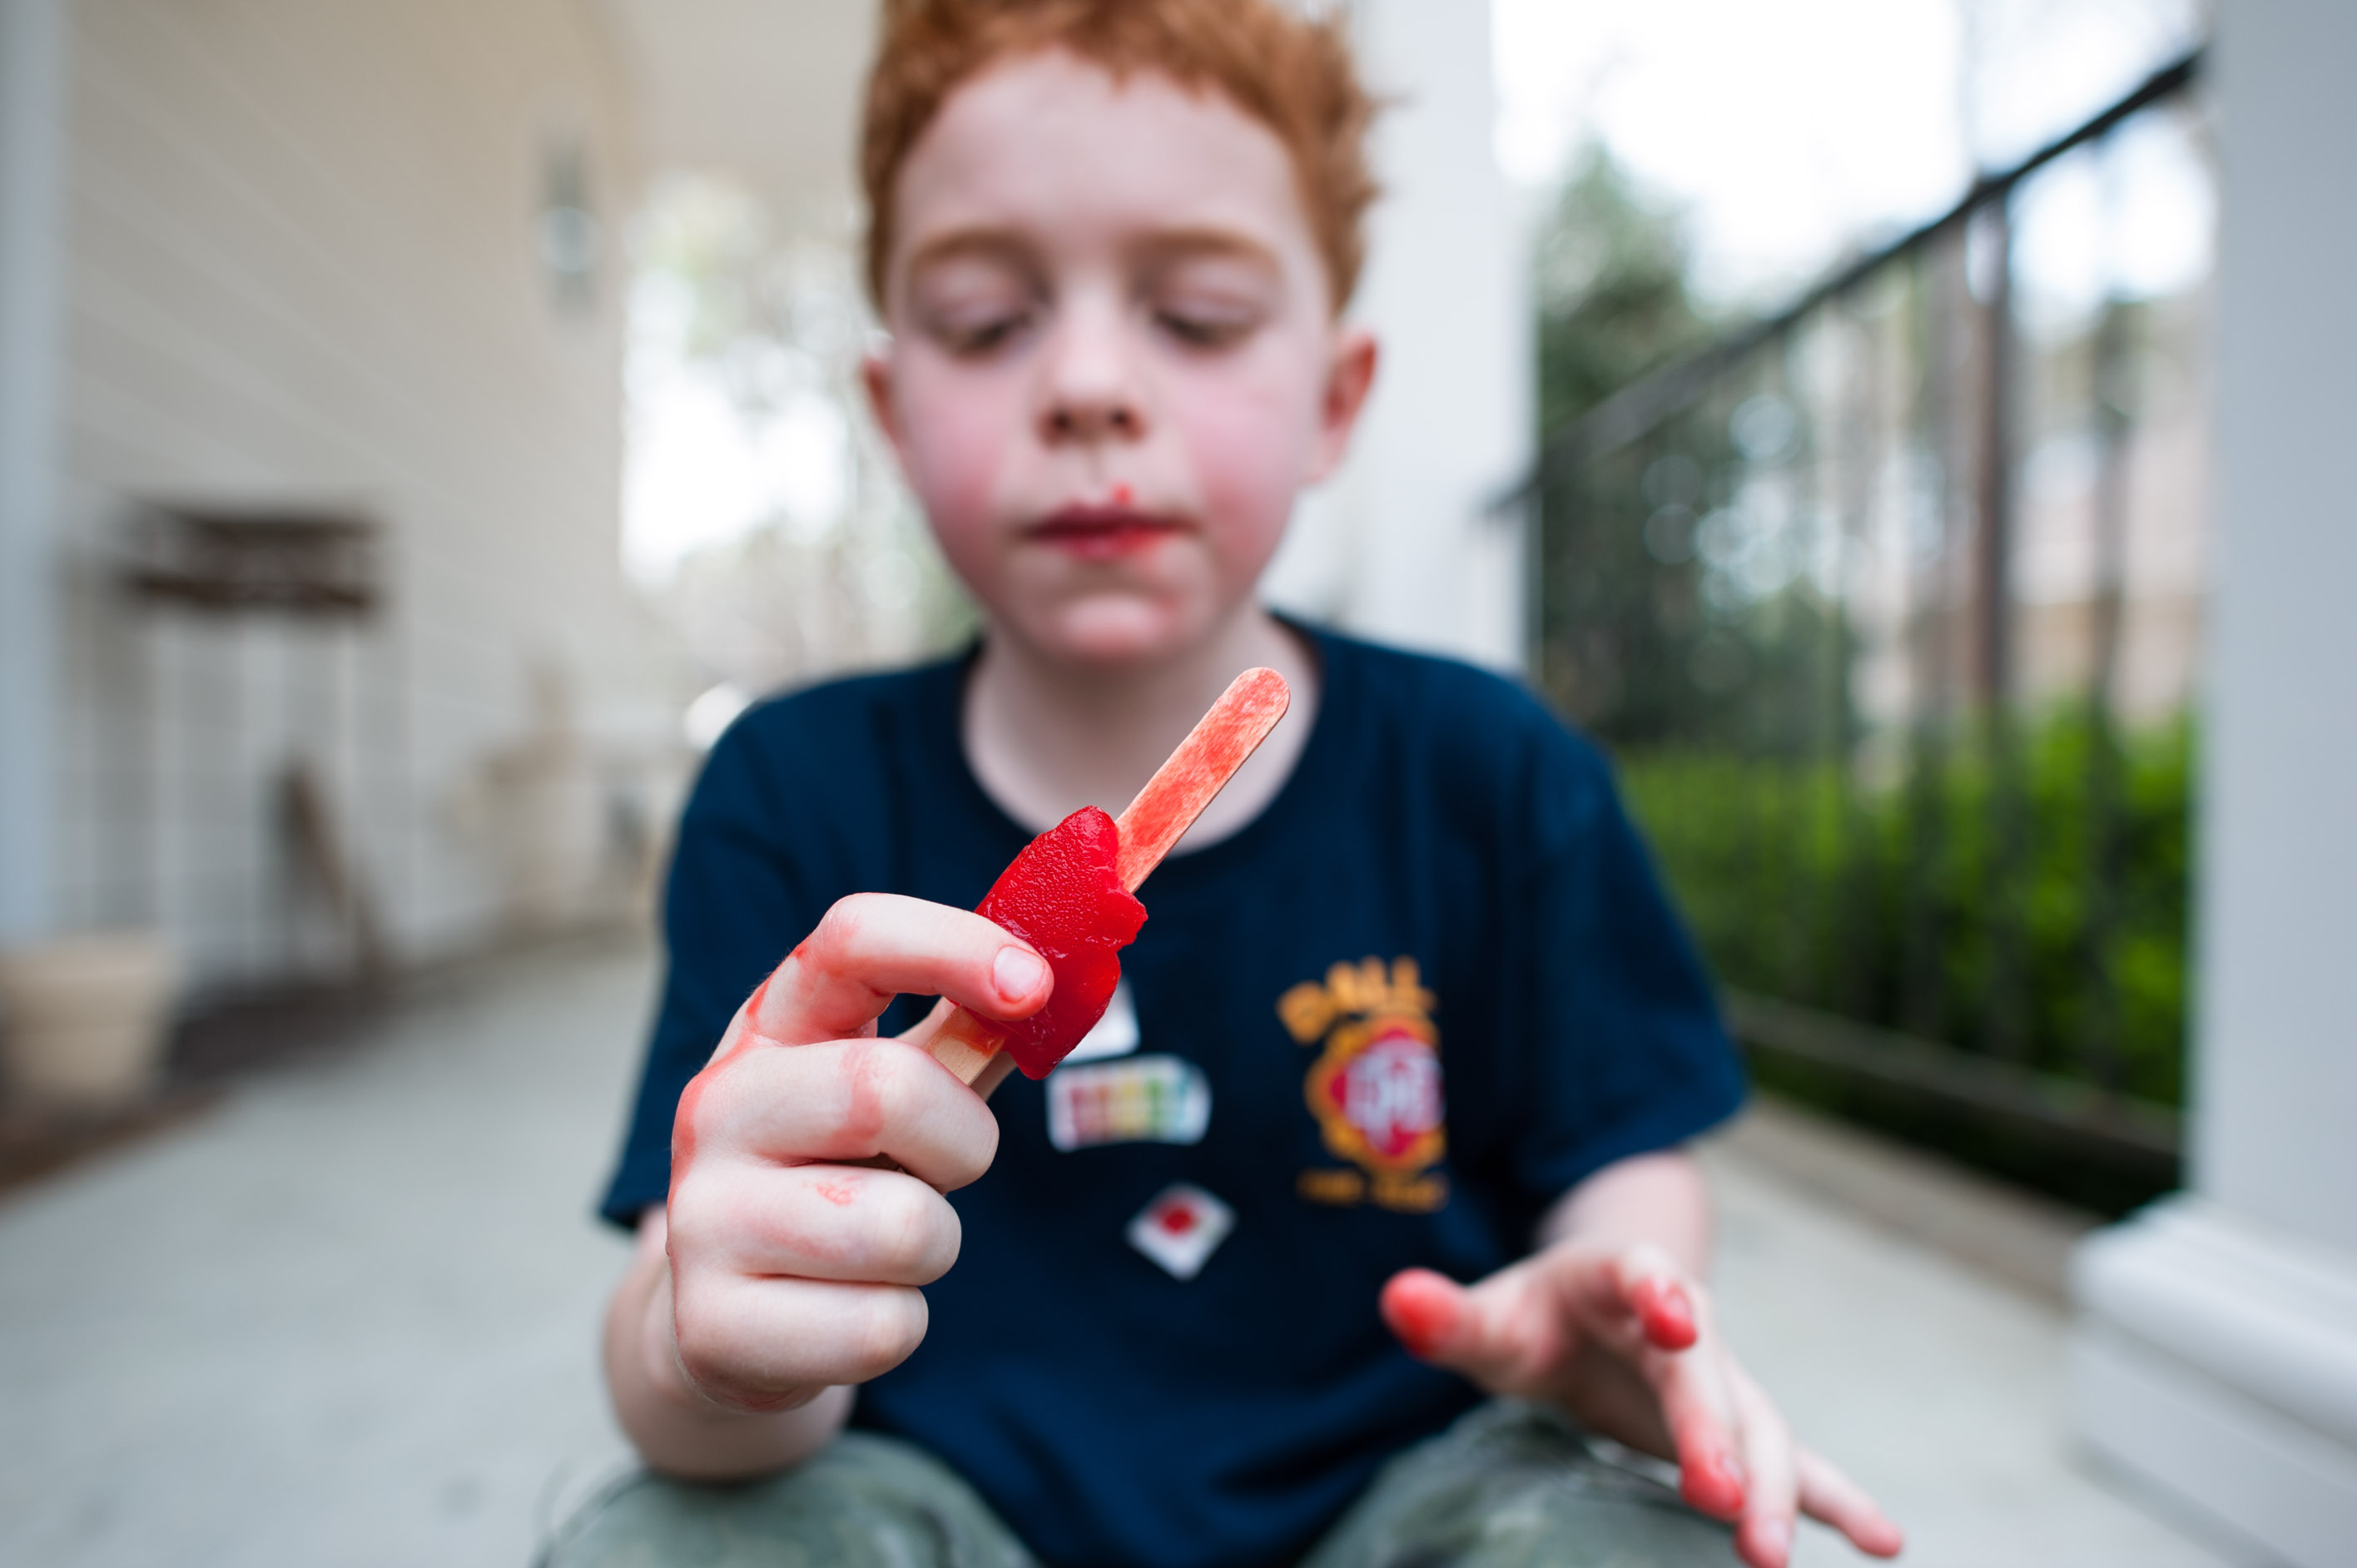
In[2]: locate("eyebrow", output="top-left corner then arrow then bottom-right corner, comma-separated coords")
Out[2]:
901,227 -> 1038,283
1129,227 -> 1284,277
900,225 -> 1286,286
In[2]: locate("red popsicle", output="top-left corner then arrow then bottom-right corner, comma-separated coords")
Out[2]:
911,666 -> 1293,1095
973,804 -> 1144,1079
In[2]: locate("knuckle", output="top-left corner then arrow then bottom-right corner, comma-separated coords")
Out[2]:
940,1113 -> 1000,1192
662,1175 -> 722,1248
668,1293 -> 731,1389
836,1039 -> 906,1144
816,895 -> 881,956
871,1181 -> 959,1283
847,1287 -> 928,1382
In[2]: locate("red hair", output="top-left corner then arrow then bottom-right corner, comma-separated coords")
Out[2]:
861,0 -> 1380,312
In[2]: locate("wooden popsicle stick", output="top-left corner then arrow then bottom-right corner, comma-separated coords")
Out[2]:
1113,665 -> 1292,893
916,667 -> 1293,1097
903,995 -> 1020,1097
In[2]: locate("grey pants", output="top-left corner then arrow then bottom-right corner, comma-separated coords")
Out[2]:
542,1402 -> 1732,1567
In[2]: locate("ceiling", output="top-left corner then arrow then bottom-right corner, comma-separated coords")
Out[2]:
596,0 -> 880,224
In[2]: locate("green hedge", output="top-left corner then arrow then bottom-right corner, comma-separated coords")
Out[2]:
1617,709 -> 2193,1107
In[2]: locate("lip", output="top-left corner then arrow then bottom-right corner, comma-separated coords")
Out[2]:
1026,505 -> 1187,562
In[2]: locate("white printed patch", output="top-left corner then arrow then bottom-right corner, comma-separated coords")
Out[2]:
1046,1054 -> 1210,1151
1060,979 -> 1140,1064
1126,1183 -> 1234,1280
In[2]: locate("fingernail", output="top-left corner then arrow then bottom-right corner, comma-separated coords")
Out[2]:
994,946 -> 1049,1003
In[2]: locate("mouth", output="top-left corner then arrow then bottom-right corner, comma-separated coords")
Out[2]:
1026,504 -> 1187,562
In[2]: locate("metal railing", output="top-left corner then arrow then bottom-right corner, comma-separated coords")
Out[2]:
1511,51 -> 2210,1205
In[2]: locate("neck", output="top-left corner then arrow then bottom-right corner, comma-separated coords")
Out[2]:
963,605 -> 1322,846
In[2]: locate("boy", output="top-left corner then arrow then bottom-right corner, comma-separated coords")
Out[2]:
563,2 -> 1903,1566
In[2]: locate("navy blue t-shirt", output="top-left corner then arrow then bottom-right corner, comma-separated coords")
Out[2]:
601,628 -> 1743,1568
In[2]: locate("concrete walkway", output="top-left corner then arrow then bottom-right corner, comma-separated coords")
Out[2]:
1697,1119 -> 2249,1566
0,940 -> 2249,1566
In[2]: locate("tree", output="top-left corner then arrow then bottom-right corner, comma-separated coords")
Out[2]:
1534,148 -> 1714,436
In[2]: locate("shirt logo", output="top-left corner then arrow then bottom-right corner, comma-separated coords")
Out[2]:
1126,1182 -> 1234,1279
1046,1054 -> 1211,1150
1278,957 -> 1448,1213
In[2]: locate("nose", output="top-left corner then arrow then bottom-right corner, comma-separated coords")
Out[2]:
1037,295 -> 1146,446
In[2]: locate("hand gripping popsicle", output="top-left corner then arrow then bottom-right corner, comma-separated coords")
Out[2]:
907,666 -> 1292,1098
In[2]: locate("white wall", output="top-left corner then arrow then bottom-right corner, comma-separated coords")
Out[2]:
49,0 -> 677,986
2191,0 -> 2357,1255
0,0 -> 68,942
2071,7 -> 2357,1562
1263,0 -> 1532,672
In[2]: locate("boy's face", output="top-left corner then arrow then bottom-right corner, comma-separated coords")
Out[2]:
866,50 -> 1377,667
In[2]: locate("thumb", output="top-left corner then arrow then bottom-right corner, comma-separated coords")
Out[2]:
1380,1267 -> 1546,1389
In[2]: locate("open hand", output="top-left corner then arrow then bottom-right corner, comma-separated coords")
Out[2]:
1382,1244 -> 1903,1567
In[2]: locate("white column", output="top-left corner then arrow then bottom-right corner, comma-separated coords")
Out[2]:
0,0 -> 68,941
1262,0 -> 1531,672
2070,7 -> 2357,1564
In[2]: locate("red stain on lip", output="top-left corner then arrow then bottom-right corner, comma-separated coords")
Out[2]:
1030,505 -> 1181,562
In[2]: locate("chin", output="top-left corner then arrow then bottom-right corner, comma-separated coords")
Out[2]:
1030,594 -> 1211,667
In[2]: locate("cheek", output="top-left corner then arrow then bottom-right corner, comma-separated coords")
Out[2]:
1164,353 -> 1323,574
887,358 -> 1023,558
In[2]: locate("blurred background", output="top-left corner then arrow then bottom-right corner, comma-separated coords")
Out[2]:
1,1 -> 2350,1565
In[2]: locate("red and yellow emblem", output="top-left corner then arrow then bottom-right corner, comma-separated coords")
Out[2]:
1279,957 -> 1448,1213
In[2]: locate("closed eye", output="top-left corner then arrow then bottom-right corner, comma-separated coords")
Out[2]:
1154,305 -> 1258,350
938,310 -> 1035,357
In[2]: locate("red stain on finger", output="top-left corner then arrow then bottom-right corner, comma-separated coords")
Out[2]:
1378,1269 -> 1460,1361
1679,1446 -> 1747,1520
812,1180 -> 858,1207
1630,1275 -> 1698,1350
734,974 -> 780,1049
668,1064 -> 716,1205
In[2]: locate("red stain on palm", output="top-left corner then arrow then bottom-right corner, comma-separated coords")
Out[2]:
1379,1269 -> 1460,1361
1630,1275 -> 1698,1350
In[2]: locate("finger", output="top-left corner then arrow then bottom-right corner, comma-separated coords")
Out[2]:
1728,1364 -> 1799,1568
1548,1249 -> 1741,1516
671,1270 -> 928,1410
1615,1249 -> 1700,1352
749,894 -> 1053,1048
682,1036 -> 1001,1191
1634,1318 -> 1746,1521
1534,1246 -> 1742,1517
682,1162 -> 962,1287
1380,1268 -> 1466,1362
1379,1265 -> 1558,1391
1553,1243 -> 1698,1355
1798,1447 -> 1905,1558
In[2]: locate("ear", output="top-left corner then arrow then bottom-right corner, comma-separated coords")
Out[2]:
861,347 -> 903,458
1306,326 -> 1379,485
